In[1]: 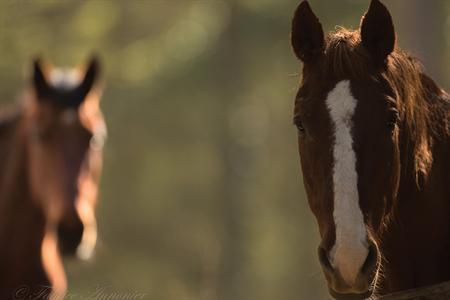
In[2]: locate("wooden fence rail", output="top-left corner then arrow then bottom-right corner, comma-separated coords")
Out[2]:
379,281 -> 450,300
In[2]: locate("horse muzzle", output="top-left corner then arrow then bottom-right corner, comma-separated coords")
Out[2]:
319,241 -> 379,299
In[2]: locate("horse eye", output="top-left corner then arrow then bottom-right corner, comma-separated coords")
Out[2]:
386,111 -> 399,131
30,126 -> 47,142
294,119 -> 305,135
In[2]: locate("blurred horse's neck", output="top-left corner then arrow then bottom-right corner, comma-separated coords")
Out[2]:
0,111 -> 50,298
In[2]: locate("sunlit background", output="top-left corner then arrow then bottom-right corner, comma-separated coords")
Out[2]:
0,1 -> 449,299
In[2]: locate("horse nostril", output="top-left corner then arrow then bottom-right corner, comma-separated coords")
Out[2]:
361,242 -> 378,275
318,246 -> 334,273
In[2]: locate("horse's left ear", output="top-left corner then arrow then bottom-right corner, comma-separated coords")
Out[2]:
32,58 -> 51,98
77,56 -> 101,98
360,0 -> 396,64
291,1 -> 324,62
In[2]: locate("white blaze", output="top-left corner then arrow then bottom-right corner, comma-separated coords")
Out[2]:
326,80 -> 368,285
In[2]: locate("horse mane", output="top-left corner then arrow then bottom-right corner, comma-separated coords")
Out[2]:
320,27 -> 449,183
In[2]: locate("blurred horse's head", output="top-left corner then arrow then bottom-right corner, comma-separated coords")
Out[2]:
25,57 -> 106,260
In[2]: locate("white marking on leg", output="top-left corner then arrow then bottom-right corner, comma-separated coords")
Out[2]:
326,80 -> 368,286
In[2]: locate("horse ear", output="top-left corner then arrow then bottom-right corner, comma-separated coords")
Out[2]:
77,56 -> 100,98
291,1 -> 324,62
33,58 -> 50,98
360,0 -> 396,64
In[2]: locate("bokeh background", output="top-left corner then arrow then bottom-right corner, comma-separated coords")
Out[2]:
0,1 -> 449,299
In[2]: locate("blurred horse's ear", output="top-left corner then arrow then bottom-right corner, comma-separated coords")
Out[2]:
360,0 -> 396,64
33,58 -> 50,98
77,56 -> 101,99
291,1 -> 324,62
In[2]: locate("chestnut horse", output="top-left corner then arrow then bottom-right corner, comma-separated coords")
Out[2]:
0,58 -> 106,299
290,0 -> 449,299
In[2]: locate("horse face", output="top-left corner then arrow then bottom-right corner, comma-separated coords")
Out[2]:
26,58 -> 103,259
291,1 -> 401,298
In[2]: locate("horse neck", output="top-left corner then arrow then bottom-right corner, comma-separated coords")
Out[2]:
0,110 -> 32,210
0,110 -> 48,288
382,80 -> 450,292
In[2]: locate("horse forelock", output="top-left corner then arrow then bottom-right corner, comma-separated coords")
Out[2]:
48,68 -> 82,91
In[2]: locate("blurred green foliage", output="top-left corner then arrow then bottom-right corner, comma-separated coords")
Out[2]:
0,1 -> 448,299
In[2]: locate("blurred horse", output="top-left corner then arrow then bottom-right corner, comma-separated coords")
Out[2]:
290,0 -> 449,299
0,57 -> 106,299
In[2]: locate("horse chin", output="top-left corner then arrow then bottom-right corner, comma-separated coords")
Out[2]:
329,288 -> 373,300
327,274 -> 377,300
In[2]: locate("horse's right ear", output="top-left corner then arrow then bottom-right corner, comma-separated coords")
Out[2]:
291,1 -> 324,62
32,58 -> 50,98
360,0 -> 396,64
77,56 -> 101,99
